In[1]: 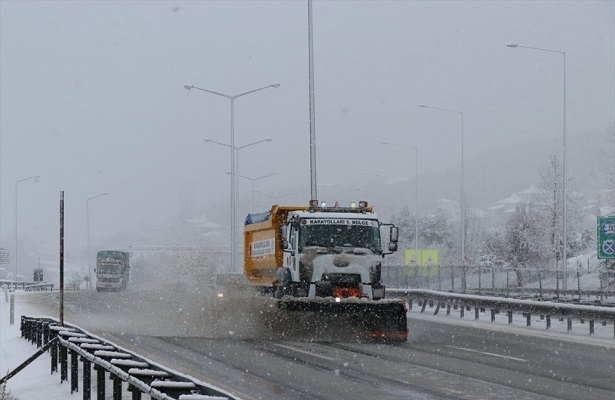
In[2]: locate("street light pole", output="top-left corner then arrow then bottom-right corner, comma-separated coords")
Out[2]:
382,141 -> 419,266
507,43 -> 567,268
86,192 -> 108,289
204,137 -> 273,265
186,83 -> 279,271
419,104 -> 465,265
14,174 -> 41,284
204,137 -> 272,178
255,190 -> 298,200
230,172 -> 280,212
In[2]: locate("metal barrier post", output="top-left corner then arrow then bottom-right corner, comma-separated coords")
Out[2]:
83,358 -> 91,400
546,315 -> 551,330
10,292 -> 14,325
577,271 -> 582,301
600,271 -> 604,302
130,384 -> 142,400
427,264 -> 431,289
30,319 -> 37,344
51,336 -> 58,373
475,307 -> 479,320
478,268 -> 482,295
589,320 -> 594,335
60,343 -> 68,382
113,375 -> 122,400
43,321 -> 50,344
508,310 -> 513,324
70,348 -> 78,393
567,317 -> 572,332
96,365 -> 105,400
36,321 -> 43,348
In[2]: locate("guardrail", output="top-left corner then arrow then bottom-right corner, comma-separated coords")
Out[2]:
388,288 -> 615,339
24,283 -> 54,292
8,316 -> 236,400
383,265 -> 615,304
0,280 -> 54,291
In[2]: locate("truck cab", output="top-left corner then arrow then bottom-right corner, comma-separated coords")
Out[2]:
275,201 -> 398,300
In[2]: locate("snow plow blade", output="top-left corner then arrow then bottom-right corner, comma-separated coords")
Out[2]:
277,298 -> 408,342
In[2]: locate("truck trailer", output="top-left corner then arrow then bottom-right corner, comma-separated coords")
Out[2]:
95,250 -> 130,292
244,200 -> 408,341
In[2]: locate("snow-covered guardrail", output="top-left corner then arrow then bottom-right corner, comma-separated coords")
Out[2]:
0,280 -> 52,290
17,316 -> 235,400
383,265 -> 615,305
387,288 -> 615,339
24,283 -> 55,292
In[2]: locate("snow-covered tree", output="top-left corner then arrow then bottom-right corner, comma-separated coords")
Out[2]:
390,206 -> 416,249
420,208 -> 453,250
480,203 -> 544,286
461,198 -> 487,265
531,155 -> 584,267
389,206 -> 455,264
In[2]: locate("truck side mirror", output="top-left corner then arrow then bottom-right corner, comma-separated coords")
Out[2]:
389,242 -> 398,252
279,226 -> 287,249
390,226 -> 399,243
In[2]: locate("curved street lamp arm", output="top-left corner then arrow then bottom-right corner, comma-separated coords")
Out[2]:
419,104 -> 463,116
184,85 -> 232,99
255,190 -> 297,199
16,174 -> 41,184
186,83 -> 280,100
236,137 -> 273,150
234,83 -> 280,99
204,138 -> 232,148
87,192 -> 108,202
230,172 -> 280,182
506,43 -> 565,55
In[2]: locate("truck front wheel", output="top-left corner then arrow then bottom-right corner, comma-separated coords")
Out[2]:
275,267 -> 292,298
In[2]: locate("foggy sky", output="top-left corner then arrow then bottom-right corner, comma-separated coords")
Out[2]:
1,1 -> 613,263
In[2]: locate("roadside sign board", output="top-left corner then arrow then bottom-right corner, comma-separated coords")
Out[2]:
404,249 -> 439,267
597,217 -> 615,259
0,248 -> 9,265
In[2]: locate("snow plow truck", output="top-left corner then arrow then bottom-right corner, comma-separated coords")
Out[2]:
244,200 -> 408,341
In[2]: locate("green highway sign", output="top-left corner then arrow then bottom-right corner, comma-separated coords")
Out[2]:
597,217 -> 615,259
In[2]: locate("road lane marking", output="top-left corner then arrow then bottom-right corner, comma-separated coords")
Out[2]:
445,345 -> 527,362
273,344 -> 337,361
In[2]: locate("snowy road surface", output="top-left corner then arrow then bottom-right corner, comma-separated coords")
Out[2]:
2,289 -> 614,399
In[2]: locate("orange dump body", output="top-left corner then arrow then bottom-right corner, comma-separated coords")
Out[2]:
243,205 -> 308,287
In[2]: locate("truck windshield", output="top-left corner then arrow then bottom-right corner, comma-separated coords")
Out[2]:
98,263 -> 121,274
299,223 -> 381,252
